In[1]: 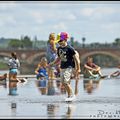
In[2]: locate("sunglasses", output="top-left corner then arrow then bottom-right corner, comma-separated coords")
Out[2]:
58,40 -> 65,43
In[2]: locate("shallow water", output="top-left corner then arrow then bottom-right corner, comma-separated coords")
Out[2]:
0,68 -> 120,119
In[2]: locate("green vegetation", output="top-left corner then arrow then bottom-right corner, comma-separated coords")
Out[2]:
0,62 -> 8,70
0,35 -> 120,49
8,36 -> 33,49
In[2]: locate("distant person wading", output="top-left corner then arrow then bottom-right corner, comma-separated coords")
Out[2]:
8,52 -> 20,81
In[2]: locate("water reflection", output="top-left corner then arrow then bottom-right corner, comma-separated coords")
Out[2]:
46,102 -> 76,119
83,78 -> 101,94
47,80 -> 60,95
47,103 -> 59,117
62,103 -> 76,119
11,102 -> 17,117
74,79 -> 79,96
35,79 -> 67,96
8,81 -> 18,96
0,79 -> 7,88
8,79 -> 27,96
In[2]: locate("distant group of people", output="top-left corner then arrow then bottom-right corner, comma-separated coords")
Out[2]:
34,32 -> 80,101
34,32 -> 120,101
0,32 -> 119,100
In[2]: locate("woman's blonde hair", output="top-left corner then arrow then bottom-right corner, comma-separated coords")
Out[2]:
40,57 -> 48,67
49,33 -> 55,40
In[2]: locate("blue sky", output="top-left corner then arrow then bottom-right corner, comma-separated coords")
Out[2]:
0,1 -> 120,43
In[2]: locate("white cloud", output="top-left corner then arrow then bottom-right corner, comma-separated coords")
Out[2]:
97,7 -> 115,14
30,11 -> 44,24
0,20 -> 4,26
92,7 -> 115,20
0,14 -> 16,26
0,2 -> 120,44
80,8 -> 94,17
53,22 -> 67,30
101,22 -> 120,32
67,13 -> 76,20
79,6 -> 115,20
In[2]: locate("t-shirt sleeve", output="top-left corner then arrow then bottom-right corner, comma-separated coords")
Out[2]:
69,46 -> 76,56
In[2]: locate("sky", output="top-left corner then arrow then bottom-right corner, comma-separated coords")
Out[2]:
0,1 -> 120,44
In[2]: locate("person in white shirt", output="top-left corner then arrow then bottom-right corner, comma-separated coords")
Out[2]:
8,52 -> 20,81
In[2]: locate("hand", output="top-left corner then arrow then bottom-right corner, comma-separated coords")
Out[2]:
49,62 -> 54,67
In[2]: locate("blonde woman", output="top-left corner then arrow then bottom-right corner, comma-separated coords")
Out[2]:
46,33 -> 60,79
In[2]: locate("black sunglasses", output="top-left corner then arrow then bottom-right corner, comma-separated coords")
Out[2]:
58,40 -> 64,43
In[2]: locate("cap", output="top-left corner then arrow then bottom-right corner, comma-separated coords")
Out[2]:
58,32 -> 69,42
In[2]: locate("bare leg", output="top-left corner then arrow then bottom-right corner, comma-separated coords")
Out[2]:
63,83 -> 73,97
74,79 -> 79,96
111,71 -> 120,77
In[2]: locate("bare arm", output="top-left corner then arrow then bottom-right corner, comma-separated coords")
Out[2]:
35,64 -> 40,74
73,51 -> 81,76
49,57 -> 61,66
84,64 -> 93,71
84,63 -> 100,72
50,41 -> 57,53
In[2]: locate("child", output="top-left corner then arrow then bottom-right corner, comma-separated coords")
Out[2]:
35,57 -> 48,81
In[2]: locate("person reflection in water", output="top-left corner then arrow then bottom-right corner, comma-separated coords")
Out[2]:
47,103 -> 59,117
63,103 -> 76,119
36,79 -> 64,95
83,79 -> 101,94
9,80 -> 18,96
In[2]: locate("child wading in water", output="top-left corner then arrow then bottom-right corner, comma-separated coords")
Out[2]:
35,57 -> 48,80
49,32 -> 81,101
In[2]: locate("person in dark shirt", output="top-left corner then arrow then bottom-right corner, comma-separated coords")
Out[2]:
49,32 -> 81,101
